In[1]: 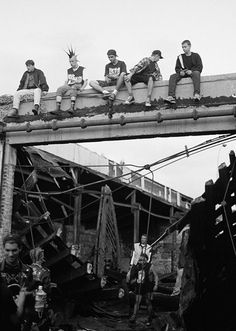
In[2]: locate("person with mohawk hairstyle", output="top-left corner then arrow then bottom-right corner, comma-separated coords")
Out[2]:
52,47 -> 87,114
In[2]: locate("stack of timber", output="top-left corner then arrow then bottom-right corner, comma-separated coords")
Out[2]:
12,147 -> 125,296
12,147 -> 100,291
179,150 -> 236,331
16,194 -> 88,287
94,185 -> 121,277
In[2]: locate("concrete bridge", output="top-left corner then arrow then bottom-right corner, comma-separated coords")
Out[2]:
0,73 -> 236,241
1,73 -> 236,146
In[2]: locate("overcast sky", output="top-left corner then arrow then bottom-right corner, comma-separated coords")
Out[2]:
1,0 -> 236,198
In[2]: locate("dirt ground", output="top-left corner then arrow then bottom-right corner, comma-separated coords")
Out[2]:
75,313 -> 180,331
55,300 -> 183,331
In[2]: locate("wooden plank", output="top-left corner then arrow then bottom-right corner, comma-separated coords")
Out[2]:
73,168 -> 82,245
218,163 -> 236,256
204,179 -> 216,250
14,170 -> 38,210
169,206 -> 175,273
50,196 -> 74,211
45,249 -> 71,267
131,190 -> 140,243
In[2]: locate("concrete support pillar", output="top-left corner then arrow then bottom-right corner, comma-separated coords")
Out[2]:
0,141 -> 17,256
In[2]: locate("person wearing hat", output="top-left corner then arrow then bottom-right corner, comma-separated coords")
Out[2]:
89,49 -> 127,101
164,40 -> 203,104
124,50 -> 163,107
51,47 -> 88,115
7,60 -> 49,118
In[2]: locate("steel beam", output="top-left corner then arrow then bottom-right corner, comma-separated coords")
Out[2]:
4,105 -> 236,145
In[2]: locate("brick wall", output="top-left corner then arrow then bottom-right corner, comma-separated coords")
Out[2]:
0,144 -> 16,258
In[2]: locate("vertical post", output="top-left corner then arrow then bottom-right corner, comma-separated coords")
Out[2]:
131,190 -> 140,243
0,142 -> 17,256
169,206 -> 176,272
72,168 -> 82,245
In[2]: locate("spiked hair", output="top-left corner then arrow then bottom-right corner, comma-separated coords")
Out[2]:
65,46 -> 77,59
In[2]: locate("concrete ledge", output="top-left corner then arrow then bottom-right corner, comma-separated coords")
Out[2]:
3,73 -> 236,117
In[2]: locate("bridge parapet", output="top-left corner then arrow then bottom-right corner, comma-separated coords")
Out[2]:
1,73 -> 236,145
1,73 -> 236,118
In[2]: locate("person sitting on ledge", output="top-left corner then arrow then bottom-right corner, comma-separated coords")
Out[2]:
7,59 -> 48,117
164,40 -> 203,104
51,47 -> 87,115
89,49 -> 127,102
124,50 -> 163,107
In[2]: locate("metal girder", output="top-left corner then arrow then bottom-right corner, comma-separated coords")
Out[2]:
4,105 -> 236,146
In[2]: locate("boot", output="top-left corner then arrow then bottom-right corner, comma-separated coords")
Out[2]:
68,101 -> 75,115
50,102 -> 61,115
56,102 -> 61,111
32,104 -> 39,115
7,108 -> 18,117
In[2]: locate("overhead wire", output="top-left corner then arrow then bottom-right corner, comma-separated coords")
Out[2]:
14,133 -> 236,197
14,134 -> 236,249
79,134 -> 236,217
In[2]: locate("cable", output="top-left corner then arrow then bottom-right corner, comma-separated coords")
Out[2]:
14,133 -> 236,197
13,162 -> 144,169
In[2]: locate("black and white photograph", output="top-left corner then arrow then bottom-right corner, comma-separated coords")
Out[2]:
0,0 -> 236,330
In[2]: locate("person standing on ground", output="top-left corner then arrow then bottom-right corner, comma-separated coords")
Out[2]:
53,47 -> 87,115
164,40 -> 203,104
0,234 -> 32,293
130,234 -> 152,266
89,49 -> 127,102
124,50 -> 163,107
0,234 -> 34,331
128,254 -> 158,326
126,234 -> 152,285
8,60 -> 49,117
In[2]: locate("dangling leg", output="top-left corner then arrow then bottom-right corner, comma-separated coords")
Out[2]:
50,85 -> 69,114
145,292 -> 153,326
145,76 -> 154,107
32,88 -> 42,115
129,294 -> 142,323
68,87 -> 78,114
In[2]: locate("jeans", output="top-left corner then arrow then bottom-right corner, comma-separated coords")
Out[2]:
168,71 -> 201,97
56,84 -> 81,99
13,88 -> 41,109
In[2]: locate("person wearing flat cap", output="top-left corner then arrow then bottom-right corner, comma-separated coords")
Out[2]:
89,49 -> 127,101
124,50 -> 163,107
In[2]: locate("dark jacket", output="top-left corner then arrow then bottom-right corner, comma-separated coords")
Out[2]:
175,52 -> 203,74
17,68 -> 49,92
